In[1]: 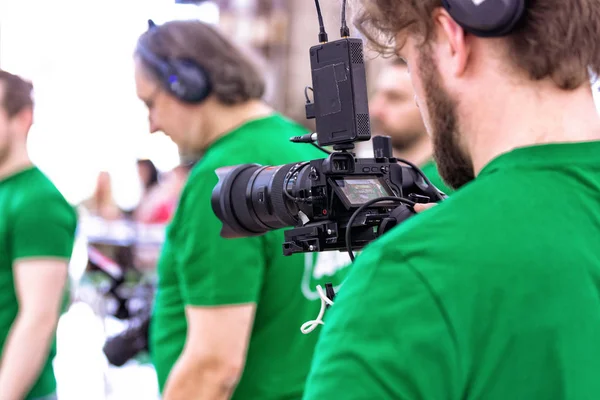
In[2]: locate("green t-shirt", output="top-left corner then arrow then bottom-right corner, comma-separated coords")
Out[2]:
150,114 -> 350,399
0,167 -> 77,399
421,159 -> 454,195
303,141 -> 600,400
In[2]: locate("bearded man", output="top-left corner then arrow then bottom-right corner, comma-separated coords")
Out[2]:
303,1 -> 600,399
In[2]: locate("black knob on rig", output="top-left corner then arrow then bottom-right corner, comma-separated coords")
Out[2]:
379,204 -> 416,235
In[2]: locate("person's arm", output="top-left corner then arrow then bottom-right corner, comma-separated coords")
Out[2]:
162,305 -> 256,400
0,191 -> 77,399
161,170 -> 265,400
0,259 -> 68,400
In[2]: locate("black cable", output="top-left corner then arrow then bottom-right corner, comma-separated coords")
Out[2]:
311,142 -> 332,155
340,0 -> 350,37
314,0 -> 328,43
290,132 -> 332,155
345,196 -> 415,262
283,162 -> 311,203
304,86 -> 314,103
395,158 -> 445,201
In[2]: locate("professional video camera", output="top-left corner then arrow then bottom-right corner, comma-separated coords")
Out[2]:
211,0 -> 447,261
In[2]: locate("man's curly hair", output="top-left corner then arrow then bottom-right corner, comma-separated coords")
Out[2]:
352,0 -> 600,90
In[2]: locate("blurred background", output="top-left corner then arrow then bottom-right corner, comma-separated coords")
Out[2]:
1,1 -> 599,399
0,0 -> 388,208
0,0 -> 388,399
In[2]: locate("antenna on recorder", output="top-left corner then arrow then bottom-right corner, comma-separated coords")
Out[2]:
340,0 -> 350,38
314,0 -> 329,43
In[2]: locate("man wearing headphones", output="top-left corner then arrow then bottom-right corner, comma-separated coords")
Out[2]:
303,0 -> 600,398
133,20 -> 348,399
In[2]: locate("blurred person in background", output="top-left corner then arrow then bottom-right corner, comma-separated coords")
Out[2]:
133,162 -> 192,271
78,170 -> 125,268
370,58 -> 452,194
137,158 -> 159,192
0,70 -> 77,399
134,160 -> 190,225
134,20 -> 347,400
80,170 -> 123,221
303,0 -> 600,399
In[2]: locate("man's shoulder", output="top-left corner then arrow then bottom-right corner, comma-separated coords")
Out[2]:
222,113 -> 307,149
367,174 -> 519,265
247,113 -> 308,135
10,168 -> 73,214
202,113 -> 321,168
345,176 -> 519,311
194,115 -> 322,178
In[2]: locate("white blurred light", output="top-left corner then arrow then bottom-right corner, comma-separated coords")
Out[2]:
150,1 -> 220,25
196,1 -> 220,23
230,0 -> 254,12
138,133 -> 182,172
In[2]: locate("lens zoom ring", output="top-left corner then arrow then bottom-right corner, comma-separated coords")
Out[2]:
270,164 -> 299,227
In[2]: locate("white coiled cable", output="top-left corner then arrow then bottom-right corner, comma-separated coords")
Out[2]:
300,285 -> 335,334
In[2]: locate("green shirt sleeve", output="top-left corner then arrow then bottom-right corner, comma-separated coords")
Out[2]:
174,169 -> 265,306
11,193 -> 77,261
303,247 -> 460,399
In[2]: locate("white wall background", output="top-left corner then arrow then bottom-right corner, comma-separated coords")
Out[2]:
0,0 -> 219,208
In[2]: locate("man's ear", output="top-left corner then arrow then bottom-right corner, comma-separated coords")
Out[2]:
432,7 -> 471,77
11,107 -> 34,135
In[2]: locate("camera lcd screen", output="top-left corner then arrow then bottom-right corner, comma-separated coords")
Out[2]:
334,177 -> 393,207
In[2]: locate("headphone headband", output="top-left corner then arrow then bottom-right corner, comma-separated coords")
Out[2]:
442,0 -> 526,37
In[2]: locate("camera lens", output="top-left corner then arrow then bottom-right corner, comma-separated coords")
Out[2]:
211,163 -> 303,238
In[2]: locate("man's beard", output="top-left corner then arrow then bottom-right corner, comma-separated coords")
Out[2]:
418,46 -> 475,190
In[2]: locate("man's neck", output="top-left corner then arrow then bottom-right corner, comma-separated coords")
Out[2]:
0,149 -> 32,182
392,135 -> 433,167
466,82 -> 600,175
203,100 -> 274,148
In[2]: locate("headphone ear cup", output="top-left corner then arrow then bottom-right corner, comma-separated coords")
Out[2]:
167,75 -> 187,99
168,60 -> 212,104
442,0 -> 525,37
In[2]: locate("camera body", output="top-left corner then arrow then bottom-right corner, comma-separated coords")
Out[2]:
212,135 -> 444,257
279,138 -> 440,256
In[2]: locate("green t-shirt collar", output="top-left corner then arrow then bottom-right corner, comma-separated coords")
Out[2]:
479,140 -> 600,177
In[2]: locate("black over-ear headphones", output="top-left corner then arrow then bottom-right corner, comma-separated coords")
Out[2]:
136,19 -> 213,104
441,0 -> 526,37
